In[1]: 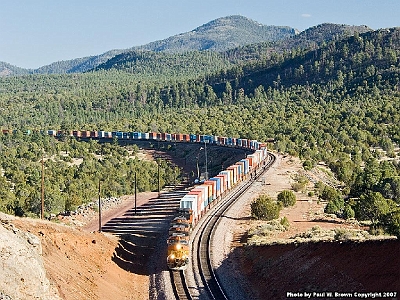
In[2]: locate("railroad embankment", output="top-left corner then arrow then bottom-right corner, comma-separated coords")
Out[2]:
233,239 -> 400,300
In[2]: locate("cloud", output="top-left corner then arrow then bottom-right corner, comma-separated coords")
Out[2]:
301,14 -> 312,18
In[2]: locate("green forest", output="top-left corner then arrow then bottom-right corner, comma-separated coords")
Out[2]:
0,25 -> 399,236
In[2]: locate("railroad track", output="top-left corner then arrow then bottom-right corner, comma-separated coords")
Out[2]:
170,270 -> 192,300
171,153 -> 276,300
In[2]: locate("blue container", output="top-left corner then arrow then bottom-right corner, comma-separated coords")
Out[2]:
240,159 -> 250,174
236,163 -> 243,175
209,177 -> 221,196
190,134 -> 197,143
132,132 -> 141,139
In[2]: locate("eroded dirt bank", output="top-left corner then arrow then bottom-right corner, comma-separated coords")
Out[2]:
233,239 -> 400,300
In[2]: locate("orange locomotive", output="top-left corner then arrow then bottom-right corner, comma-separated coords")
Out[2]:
167,208 -> 193,270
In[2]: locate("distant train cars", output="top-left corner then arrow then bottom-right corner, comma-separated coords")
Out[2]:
1,129 -> 266,151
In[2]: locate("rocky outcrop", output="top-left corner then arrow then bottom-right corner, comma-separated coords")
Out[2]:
0,213 -> 60,300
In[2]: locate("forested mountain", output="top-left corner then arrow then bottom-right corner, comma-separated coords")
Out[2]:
0,62 -> 31,77
0,15 -> 296,76
0,16 -> 372,77
208,27 -> 400,96
91,23 -> 371,76
134,15 -> 297,52
224,23 -> 372,63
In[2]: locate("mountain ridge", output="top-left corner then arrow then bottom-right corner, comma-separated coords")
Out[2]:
0,15 -> 372,76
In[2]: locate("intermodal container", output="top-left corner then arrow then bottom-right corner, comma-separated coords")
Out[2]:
240,159 -> 250,174
216,174 -> 228,192
209,177 -> 222,197
183,134 -> 190,142
194,185 -> 210,207
47,130 -> 57,136
180,194 -> 198,220
235,162 -> 244,180
190,134 -> 197,143
188,189 -> 206,215
218,136 -> 226,145
150,132 -> 157,140
204,180 -> 217,202
227,165 -> 239,184
247,155 -> 254,168
220,170 -> 233,189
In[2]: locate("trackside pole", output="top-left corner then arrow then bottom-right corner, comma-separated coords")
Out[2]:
98,180 -> 102,232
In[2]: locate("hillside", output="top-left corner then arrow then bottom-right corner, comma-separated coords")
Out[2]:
224,23 -> 372,63
134,15 -> 296,53
208,27 -> 400,97
238,240 -> 400,299
0,15 -> 296,76
93,23 -> 371,75
0,17 -> 371,77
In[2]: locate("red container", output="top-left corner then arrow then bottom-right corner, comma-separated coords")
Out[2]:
247,156 -> 254,168
81,131 -> 90,138
182,134 -> 190,142
188,189 -> 206,215
203,181 -> 217,203
218,136 -> 227,146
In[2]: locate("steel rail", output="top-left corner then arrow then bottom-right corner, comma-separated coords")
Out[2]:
170,270 -> 192,300
193,152 -> 276,300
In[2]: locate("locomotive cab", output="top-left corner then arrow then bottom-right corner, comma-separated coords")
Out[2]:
167,235 -> 190,270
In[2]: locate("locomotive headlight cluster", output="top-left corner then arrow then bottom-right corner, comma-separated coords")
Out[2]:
176,243 -> 182,250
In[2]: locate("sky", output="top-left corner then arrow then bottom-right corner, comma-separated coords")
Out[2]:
1,0 -> 399,69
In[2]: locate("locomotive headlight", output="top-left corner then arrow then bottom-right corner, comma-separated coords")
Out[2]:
170,254 -> 175,260
176,243 -> 181,250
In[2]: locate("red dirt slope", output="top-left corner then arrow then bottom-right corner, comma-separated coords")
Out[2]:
238,239 -> 400,299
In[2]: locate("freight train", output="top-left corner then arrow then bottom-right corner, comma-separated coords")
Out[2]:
1,129 -> 265,151
165,135 -> 269,270
1,128 -> 268,270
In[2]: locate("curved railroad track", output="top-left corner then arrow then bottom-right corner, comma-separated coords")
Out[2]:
171,153 -> 276,300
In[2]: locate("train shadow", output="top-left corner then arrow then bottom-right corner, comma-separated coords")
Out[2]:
102,193 -> 183,276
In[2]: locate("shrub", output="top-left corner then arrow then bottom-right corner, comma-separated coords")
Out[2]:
343,204 -> 355,219
277,190 -> 296,207
280,216 -> 290,230
303,160 -> 313,171
251,195 -> 282,220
